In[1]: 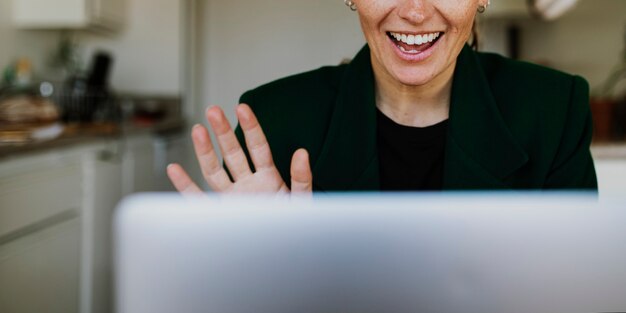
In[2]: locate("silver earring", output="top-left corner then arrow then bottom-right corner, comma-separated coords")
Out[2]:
344,0 -> 357,11
478,0 -> 490,13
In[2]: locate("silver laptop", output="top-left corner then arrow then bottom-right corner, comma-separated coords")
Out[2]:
114,193 -> 626,313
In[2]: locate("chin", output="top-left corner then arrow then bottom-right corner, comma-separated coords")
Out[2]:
392,68 -> 437,87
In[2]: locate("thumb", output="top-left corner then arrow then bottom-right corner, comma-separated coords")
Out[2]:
290,148 -> 313,193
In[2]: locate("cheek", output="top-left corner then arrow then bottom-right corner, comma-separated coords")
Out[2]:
447,5 -> 477,35
355,0 -> 392,31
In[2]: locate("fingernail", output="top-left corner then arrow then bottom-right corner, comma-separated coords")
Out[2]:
206,105 -> 220,112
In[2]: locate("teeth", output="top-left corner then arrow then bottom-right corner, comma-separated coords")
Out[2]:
399,46 -> 419,53
415,35 -> 423,45
390,31 -> 441,46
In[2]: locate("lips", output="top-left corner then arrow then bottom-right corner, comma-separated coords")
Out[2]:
386,31 -> 444,61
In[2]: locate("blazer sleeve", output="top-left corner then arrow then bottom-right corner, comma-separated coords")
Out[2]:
543,76 -> 598,190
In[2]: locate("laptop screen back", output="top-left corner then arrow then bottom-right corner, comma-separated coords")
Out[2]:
114,193 -> 626,313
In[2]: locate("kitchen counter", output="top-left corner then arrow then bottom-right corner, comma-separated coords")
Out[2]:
0,117 -> 185,161
2,121 -> 625,162
591,143 -> 626,160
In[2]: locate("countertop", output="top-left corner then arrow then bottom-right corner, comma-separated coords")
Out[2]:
2,121 -> 625,161
0,117 -> 185,161
591,143 -> 626,160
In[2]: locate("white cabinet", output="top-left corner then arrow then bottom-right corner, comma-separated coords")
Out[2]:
122,135 -> 155,195
0,133 -> 157,313
0,218 -> 81,313
12,0 -> 125,30
80,142 -> 123,313
0,148 -> 83,313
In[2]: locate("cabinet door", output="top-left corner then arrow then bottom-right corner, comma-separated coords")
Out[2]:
12,0 -> 124,29
0,217 -> 81,313
13,0 -> 89,28
91,0 -> 125,27
122,135 -> 155,195
81,148 -> 123,313
0,163 -> 82,240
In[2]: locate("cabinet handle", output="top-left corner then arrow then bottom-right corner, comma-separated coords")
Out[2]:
98,142 -> 124,163
97,149 -> 116,162
0,209 -> 79,246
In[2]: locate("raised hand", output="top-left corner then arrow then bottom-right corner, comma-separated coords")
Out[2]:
166,104 -> 313,195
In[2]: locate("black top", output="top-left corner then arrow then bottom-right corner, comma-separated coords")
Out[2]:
377,109 -> 449,191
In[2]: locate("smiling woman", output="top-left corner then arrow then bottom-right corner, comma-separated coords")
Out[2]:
167,0 -> 597,193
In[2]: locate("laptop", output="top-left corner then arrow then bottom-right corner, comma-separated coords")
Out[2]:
114,193 -> 626,313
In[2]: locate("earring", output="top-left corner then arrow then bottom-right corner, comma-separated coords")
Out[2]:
478,0 -> 490,13
344,0 -> 357,11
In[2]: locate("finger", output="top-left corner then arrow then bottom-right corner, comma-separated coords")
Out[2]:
206,106 -> 252,181
167,163 -> 203,194
236,104 -> 275,171
191,124 -> 233,192
290,149 -> 313,194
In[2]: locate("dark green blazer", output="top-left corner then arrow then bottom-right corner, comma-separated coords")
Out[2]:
236,45 -> 598,191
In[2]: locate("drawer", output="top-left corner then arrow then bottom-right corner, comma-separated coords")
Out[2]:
0,163 -> 82,241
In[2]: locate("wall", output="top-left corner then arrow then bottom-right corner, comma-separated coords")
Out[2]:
197,0 -> 365,124
0,0 -> 59,81
481,0 -> 626,94
197,0 -> 626,125
77,0 -> 182,95
519,0 -> 626,94
0,0 -> 181,95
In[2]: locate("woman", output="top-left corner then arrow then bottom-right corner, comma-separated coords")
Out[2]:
167,0 -> 597,194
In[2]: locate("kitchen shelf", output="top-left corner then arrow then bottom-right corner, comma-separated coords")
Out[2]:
12,0 -> 125,31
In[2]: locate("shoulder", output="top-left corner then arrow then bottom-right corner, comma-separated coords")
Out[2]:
476,50 -> 589,109
236,64 -> 347,150
476,50 -> 590,136
475,51 -> 596,189
235,64 -> 349,178
239,64 -> 348,115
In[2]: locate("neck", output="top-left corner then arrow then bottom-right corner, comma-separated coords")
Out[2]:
373,59 -> 455,128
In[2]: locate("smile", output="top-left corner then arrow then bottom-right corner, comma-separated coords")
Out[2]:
386,31 -> 443,61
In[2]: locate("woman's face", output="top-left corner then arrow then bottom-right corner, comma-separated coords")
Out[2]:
354,0 -> 483,86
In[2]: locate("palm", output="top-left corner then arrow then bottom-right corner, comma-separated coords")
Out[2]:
229,168 -> 288,193
167,104 -> 312,195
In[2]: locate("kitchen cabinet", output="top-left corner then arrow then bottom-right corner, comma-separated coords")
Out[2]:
0,218 -> 81,313
0,147 -> 83,313
122,135 -> 155,194
12,0 -> 125,30
80,142 -> 123,313
0,132 -> 158,313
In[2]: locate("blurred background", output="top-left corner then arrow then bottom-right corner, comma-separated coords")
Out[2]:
0,0 -> 625,312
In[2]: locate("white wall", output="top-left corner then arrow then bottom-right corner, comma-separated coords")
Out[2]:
77,0 -> 182,95
519,0 -> 626,94
481,0 -> 626,93
0,0 -> 59,81
197,0 -> 365,124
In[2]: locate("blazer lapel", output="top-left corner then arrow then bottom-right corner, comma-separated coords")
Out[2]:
443,45 -> 529,189
312,46 -> 380,191
312,44 -> 529,191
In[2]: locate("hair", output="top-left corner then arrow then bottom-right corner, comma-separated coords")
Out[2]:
469,20 -> 480,51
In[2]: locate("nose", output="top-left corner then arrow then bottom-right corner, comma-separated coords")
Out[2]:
397,0 -> 431,24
